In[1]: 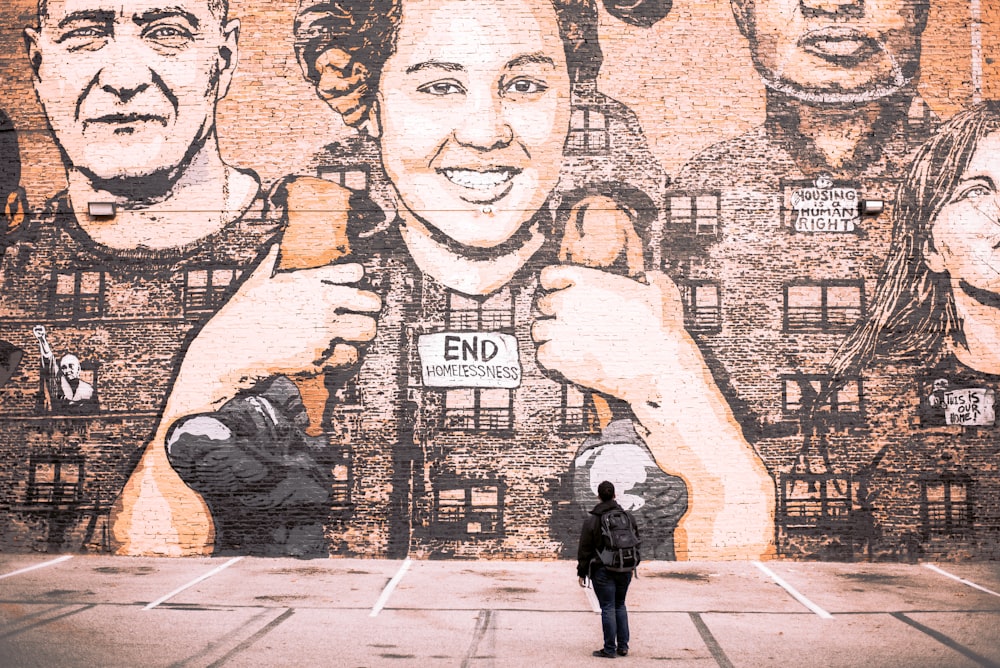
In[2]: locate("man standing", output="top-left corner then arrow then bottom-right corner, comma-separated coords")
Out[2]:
0,0 -> 278,552
578,480 -> 637,659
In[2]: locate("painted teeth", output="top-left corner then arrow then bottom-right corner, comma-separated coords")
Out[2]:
444,169 -> 511,189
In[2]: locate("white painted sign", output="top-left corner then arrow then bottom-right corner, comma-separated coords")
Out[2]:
418,332 -> 521,388
788,175 -> 859,233
943,388 -> 995,426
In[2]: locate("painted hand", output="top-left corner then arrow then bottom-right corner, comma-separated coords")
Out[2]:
532,265 -> 689,406
184,244 -> 382,397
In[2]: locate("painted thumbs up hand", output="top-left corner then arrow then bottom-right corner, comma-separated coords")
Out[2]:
532,264 -> 691,407
179,243 -> 382,408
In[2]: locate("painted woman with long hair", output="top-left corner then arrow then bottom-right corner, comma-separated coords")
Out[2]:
825,102 -> 1000,557
829,102 -> 1000,382
111,0 -> 775,560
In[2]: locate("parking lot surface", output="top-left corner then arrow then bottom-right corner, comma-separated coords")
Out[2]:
1,554 -> 998,667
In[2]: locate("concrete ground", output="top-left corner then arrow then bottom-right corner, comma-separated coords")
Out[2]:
1,554 -> 998,667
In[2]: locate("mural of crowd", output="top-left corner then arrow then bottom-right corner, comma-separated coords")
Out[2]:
0,0 -> 997,562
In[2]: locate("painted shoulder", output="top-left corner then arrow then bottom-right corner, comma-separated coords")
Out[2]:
672,126 -> 784,191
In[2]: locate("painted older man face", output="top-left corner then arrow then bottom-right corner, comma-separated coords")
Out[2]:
26,0 -> 239,184
731,0 -> 928,104
59,354 -> 81,380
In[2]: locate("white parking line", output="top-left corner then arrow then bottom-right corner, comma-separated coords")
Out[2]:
143,557 -> 243,610
370,558 -> 412,617
0,555 -> 73,580
753,561 -> 833,619
924,563 -> 1000,598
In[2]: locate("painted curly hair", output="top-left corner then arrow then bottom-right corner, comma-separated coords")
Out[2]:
294,0 -> 604,127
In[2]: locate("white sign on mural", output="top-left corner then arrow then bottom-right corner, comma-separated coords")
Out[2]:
787,175 -> 859,233
943,388 -> 996,426
418,332 -> 521,388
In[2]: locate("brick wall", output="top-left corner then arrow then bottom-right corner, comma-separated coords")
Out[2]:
0,0 -> 997,562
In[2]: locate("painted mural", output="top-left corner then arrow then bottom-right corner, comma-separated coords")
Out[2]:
0,0 -> 996,562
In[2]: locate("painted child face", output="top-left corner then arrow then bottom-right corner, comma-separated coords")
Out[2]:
376,0 -> 571,249
927,130 -> 1000,296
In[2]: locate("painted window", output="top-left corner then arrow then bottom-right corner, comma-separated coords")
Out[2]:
184,267 -> 241,315
561,383 -> 600,433
685,281 -> 721,333
333,375 -> 362,406
666,192 -> 720,236
568,107 -> 609,154
447,291 -> 514,331
782,375 -> 863,416
920,475 -> 973,536
331,462 -> 352,508
444,388 -> 513,432
784,280 -> 864,331
78,362 -> 98,400
52,270 -> 105,319
318,164 -> 370,192
432,480 -> 504,537
25,456 -> 84,506
780,473 -> 856,529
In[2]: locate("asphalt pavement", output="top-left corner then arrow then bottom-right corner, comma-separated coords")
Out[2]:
1,554 -> 999,667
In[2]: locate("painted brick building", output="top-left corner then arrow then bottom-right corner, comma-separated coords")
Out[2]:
0,0 -> 998,562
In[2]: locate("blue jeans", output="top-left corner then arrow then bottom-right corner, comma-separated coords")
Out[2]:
592,565 -> 632,654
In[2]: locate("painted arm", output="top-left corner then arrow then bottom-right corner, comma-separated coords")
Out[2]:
32,325 -> 55,371
109,179 -> 381,556
533,266 -> 775,560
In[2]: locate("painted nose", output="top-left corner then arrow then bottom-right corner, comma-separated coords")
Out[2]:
99,73 -> 152,103
96,40 -> 155,102
453,92 -> 514,150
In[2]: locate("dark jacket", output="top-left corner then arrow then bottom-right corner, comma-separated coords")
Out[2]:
577,499 -> 629,578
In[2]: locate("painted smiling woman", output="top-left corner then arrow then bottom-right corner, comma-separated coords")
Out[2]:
111,0 -> 775,560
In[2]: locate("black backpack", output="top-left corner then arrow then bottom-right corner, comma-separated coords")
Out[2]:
597,507 -> 641,572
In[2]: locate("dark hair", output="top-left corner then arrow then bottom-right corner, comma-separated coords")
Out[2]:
602,0 -> 671,28
828,101 -> 1000,385
597,480 -> 615,502
294,0 -> 603,128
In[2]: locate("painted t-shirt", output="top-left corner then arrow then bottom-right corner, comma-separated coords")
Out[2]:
165,217 -> 688,559
0,191 -> 279,552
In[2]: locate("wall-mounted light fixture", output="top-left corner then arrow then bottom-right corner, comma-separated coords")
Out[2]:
858,199 -> 884,216
88,202 -> 116,218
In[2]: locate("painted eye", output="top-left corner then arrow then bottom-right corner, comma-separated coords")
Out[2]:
504,78 -> 547,95
418,81 -> 465,96
145,24 -> 195,45
57,25 -> 110,47
65,27 -> 105,38
955,183 -> 992,202
965,185 -> 990,199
